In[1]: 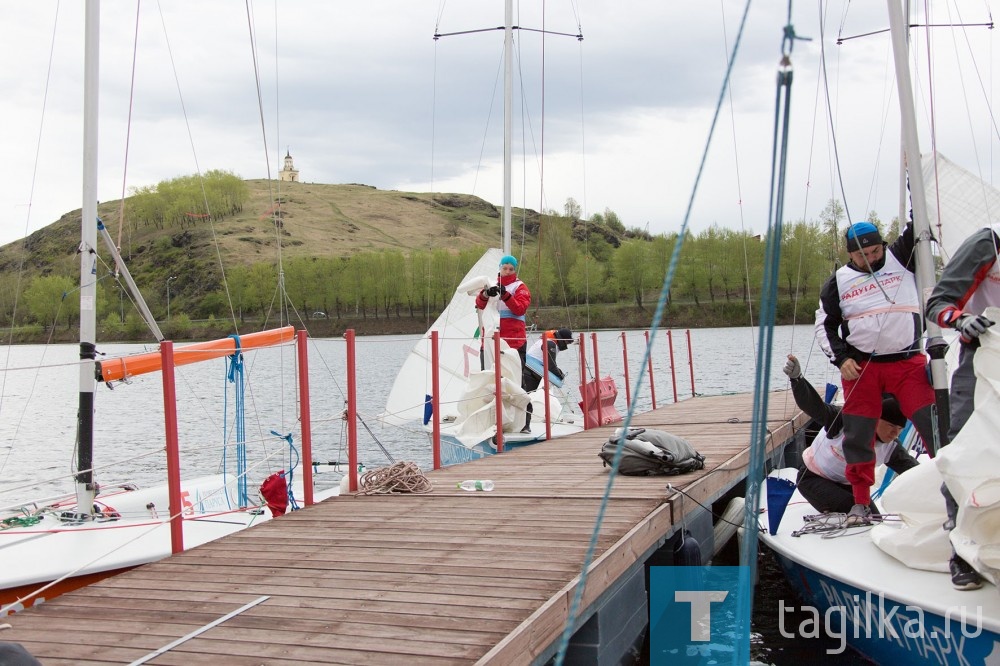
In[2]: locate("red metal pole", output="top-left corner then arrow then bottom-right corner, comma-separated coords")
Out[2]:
687,329 -> 696,396
591,332 -> 603,426
160,341 -> 184,555
668,330 -> 679,403
644,330 -> 657,410
494,333 -> 504,453
542,336 -> 552,440
578,332 -> 588,429
431,330 -> 441,469
621,331 -> 631,408
345,329 -> 359,492
296,330 -> 314,506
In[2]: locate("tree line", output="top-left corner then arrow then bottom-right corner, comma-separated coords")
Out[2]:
8,194 -> 896,336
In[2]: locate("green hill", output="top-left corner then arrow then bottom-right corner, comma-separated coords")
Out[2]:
0,180 -> 534,287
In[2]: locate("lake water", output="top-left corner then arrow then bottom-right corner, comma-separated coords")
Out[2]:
0,324 -> 857,663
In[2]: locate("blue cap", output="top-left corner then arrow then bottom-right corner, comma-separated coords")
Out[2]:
845,222 -> 882,251
500,255 -> 518,269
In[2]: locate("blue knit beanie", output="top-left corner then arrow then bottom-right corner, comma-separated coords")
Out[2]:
845,222 -> 883,251
500,255 -> 518,269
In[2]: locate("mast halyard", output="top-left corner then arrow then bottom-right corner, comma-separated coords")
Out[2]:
77,0 -> 100,516
886,0 -> 950,449
502,0 -> 513,255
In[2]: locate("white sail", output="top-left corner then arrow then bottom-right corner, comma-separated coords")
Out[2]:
922,152 -> 1000,263
382,248 -> 505,425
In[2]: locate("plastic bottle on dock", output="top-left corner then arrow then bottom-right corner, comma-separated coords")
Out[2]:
457,480 -> 494,492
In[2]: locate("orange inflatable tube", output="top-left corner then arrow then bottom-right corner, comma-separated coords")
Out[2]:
97,326 -> 295,383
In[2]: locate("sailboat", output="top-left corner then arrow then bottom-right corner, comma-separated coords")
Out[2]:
758,3 -> 1000,663
0,2 -> 337,615
382,1 -> 616,466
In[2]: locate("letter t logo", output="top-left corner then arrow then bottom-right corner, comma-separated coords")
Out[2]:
674,590 -> 729,641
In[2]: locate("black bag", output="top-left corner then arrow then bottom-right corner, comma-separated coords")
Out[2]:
598,427 -> 705,476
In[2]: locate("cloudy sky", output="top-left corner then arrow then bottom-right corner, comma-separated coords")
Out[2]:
1,1 -> 996,249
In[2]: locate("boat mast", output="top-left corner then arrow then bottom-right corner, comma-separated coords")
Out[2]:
77,0 -> 100,515
886,0 -> 950,448
502,0 -> 513,255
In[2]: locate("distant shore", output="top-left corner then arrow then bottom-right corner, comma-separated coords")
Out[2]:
11,301 -> 816,344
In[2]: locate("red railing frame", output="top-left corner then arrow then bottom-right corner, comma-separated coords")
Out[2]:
345,329 -> 359,491
296,330 -> 315,506
160,340 -> 183,555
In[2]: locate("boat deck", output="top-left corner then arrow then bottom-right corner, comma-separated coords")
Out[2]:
2,390 -> 806,665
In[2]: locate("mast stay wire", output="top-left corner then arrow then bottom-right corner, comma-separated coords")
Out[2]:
718,0 -> 759,371
736,14 -> 800,660
553,1 -> 759,663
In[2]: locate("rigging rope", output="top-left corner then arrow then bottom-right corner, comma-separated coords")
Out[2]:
357,461 -> 433,495
553,2 -> 756,663
224,335 -> 248,508
270,430 -> 300,511
736,15 -> 798,659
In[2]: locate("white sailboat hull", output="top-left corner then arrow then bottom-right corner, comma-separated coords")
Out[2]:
760,467 -> 1000,666
0,474 -> 338,613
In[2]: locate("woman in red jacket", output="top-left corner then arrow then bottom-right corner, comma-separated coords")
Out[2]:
475,254 -> 532,366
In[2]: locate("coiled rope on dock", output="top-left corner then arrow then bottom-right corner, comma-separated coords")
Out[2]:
358,461 -> 433,495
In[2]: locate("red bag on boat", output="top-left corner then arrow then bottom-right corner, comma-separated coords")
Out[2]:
260,471 -> 289,517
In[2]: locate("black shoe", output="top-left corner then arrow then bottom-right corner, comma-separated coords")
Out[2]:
519,424 -> 531,434
950,555 -> 984,591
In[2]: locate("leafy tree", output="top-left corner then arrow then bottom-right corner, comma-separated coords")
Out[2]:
820,198 -> 846,267
613,240 -> 649,308
887,216 -> 902,241
24,275 -> 76,329
379,250 -> 406,317
225,266 -> 252,322
781,221 -> 825,303
866,209 -> 882,232
564,197 -> 582,220
283,257 -> 319,317
605,208 -> 626,235
540,215 -> 577,307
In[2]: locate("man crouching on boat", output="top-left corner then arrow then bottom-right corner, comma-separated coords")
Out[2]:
815,221 -> 946,528
782,354 -> 916,514
520,328 -> 574,433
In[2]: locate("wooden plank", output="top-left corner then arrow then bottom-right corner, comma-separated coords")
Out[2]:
3,391 -> 807,665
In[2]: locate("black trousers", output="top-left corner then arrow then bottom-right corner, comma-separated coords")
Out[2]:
796,466 -> 876,514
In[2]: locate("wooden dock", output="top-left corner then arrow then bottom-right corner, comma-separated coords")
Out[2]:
2,391 -> 806,665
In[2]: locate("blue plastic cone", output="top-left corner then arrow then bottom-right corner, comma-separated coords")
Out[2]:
422,394 -> 433,425
766,476 -> 796,535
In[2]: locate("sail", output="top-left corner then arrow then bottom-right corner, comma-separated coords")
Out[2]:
382,248 -> 505,425
922,152 -> 1000,262
873,307 -> 1000,584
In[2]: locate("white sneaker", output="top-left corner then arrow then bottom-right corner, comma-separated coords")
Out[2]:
845,503 -> 872,527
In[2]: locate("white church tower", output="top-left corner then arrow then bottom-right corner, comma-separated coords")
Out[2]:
279,149 -> 300,182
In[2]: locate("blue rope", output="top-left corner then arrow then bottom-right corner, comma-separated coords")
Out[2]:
552,3 -> 755,664
871,422 -> 915,500
224,335 -> 247,507
271,430 -> 301,511
734,16 -> 799,663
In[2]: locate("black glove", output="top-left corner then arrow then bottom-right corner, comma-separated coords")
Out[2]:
782,355 -> 801,380
499,284 -> 511,300
485,284 -> 500,298
956,314 -> 995,343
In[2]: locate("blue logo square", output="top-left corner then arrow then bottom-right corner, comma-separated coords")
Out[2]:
650,565 -> 750,665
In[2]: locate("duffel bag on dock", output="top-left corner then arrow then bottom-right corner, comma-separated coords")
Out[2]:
599,427 -> 705,476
